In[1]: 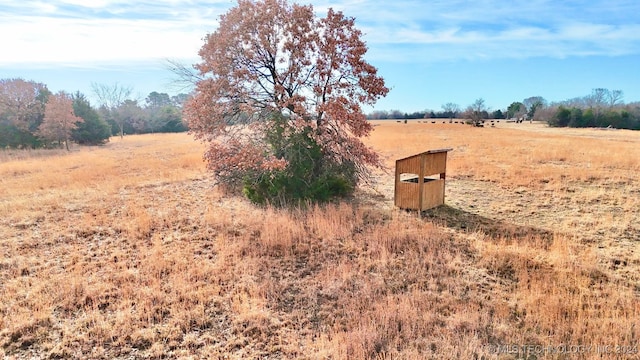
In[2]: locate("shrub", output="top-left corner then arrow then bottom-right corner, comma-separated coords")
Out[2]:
242,115 -> 356,206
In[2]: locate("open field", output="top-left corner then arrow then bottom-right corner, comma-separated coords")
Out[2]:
1,122 -> 639,359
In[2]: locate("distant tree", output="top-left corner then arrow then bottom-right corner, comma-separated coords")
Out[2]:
607,90 -> 624,107
389,110 -> 404,119
71,92 -> 111,145
582,108 -> 597,127
549,106 -> 571,127
406,110 -> 426,119
152,105 -> 186,133
464,98 -> 488,126
506,101 -> 526,120
170,93 -> 190,108
185,0 -> 388,204
117,99 -> 146,133
533,105 -> 557,123
544,89 -> 637,129
92,82 -> 133,138
492,109 -> 504,119
588,88 -> 608,109
568,108 -> 584,127
0,78 -> 50,148
557,89 -> 628,115
441,102 -> 460,121
584,88 -> 624,111
523,96 -> 546,121
367,110 -> 389,120
145,91 -> 172,109
142,91 -> 187,133
602,110 -> 622,128
0,78 -> 47,131
37,91 -> 83,150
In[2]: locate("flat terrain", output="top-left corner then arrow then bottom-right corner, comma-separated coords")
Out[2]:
1,121 -> 639,359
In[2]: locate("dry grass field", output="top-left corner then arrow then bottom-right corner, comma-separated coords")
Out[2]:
1,121 -> 639,359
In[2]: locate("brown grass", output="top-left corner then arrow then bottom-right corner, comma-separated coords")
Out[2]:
1,124 -> 639,359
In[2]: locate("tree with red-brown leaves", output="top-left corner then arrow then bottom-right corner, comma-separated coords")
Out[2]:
0,78 -> 50,148
0,78 -> 47,131
38,91 -> 83,151
184,0 -> 388,204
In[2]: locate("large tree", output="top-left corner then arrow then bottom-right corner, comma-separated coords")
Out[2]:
37,91 -> 83,150
185,0 -> 388,203
0,79 -> 50,148
0,78 -> 47,131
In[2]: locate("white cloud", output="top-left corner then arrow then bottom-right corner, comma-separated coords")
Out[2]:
56,0 -> 115,8
342,0 -> 640,60
0,0 -> 231,67
31,1 -> 58,13
0,16 -> 204,66
0,0 -> 639,67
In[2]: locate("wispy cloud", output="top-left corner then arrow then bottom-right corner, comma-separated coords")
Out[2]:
1,0 -> 639,67
344,0 -> 640,62
0,0 -> 231,67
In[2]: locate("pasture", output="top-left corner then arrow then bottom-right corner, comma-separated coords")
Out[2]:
1,121 -> 639,359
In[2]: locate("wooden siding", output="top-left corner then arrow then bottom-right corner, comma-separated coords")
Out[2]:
394,149 -> 451,211
395,181 -> 420,209
422,151 -> 447,176
421,179 -> 445,210
396,155 -> 422,175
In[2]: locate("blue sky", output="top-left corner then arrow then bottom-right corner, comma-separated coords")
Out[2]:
1,0 -> 639,113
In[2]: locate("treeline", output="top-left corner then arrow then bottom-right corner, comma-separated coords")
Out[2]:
534,89 -> 640,130
544,107 -> 640,129
366,109 -> 505,120
0,78 -> 189,149
366,98 -> 537,122
368,89 -> 640,130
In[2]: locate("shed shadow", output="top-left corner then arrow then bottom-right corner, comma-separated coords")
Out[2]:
420,204 -> 555,244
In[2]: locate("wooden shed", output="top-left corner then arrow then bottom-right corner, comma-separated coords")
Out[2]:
394,148 -> 452,211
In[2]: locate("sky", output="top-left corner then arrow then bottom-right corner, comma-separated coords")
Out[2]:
1,0 -> 639,113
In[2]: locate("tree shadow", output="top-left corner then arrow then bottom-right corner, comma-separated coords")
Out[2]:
420,204 -> 555,244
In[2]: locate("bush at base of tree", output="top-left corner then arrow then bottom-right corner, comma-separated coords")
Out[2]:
242,164 -> 355,206
242,116 -> 356,206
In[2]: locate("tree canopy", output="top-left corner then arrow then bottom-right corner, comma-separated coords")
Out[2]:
0,78 -> 49,148
71,93 -> 111,145
464,98 -> 489,126
442,103 -> 461,120
38,91 -> 83,150
185,0 -> 388,204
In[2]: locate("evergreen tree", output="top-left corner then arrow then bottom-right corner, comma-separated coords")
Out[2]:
71,93 -> 111,145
